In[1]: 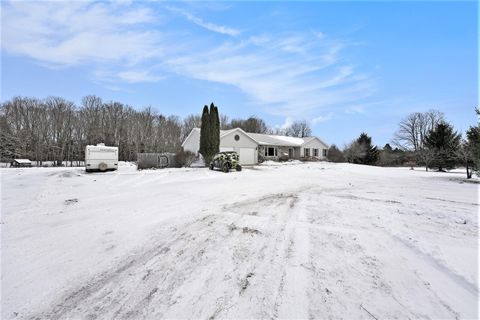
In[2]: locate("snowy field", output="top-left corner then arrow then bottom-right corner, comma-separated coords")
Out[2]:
1,162 -> 478,319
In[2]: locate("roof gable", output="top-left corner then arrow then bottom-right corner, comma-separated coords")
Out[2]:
220,128 -> 258,145
181,128 -> 200,147
301,136 -> 329,148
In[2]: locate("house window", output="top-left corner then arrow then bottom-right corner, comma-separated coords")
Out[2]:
313,148 -> 318,157
265,147 -> 277,157
304,148 -> 310,157
322,149 -> 327,157
234,134 -> 240,141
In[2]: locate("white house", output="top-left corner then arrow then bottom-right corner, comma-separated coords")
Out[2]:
182,128 -> 329,165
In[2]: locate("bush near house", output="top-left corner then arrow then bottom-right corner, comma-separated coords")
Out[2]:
175,150 -> 197,168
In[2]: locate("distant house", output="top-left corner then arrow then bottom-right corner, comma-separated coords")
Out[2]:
182,128 -> 328,165
11,159 -> 32,167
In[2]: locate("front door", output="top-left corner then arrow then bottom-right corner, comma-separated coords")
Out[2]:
288,148 -> 294,159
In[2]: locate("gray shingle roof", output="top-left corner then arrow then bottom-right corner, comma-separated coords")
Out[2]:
190,128 -> 328,148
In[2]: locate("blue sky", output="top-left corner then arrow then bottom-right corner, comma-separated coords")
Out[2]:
1,1 -> 477,147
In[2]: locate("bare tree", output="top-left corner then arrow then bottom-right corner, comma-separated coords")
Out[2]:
229,116 -> 268,133
392,110 -> 444,151
0,95 -> 216,164
44,97 -> 76,165
344,141 -> 367,163
219,114 -> 229,130
457,139 -> 474,178
417,148 -> 435,171
285,120 -> 312,137
182,114 -> 202,141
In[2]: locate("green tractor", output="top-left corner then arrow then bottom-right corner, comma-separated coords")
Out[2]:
209,151 -> 242,173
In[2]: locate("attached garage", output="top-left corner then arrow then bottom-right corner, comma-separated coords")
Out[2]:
239,148 -> 255,165
220,129 -> 258,165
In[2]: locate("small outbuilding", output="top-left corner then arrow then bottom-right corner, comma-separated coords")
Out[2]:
11,159 -> 32,167
137,153 -> 177,169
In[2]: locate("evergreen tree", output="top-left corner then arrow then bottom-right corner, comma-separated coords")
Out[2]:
199,105 -> 210,164
424,122 -> 461,171
466,107 -> 480,176
327,144 -> 345,163
383,143 -> 393,152
199,103 -> 221,165
210,103 -> 220,154
354,133 -> 379,165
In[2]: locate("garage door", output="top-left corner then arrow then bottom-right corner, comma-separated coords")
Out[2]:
239,148 -> 255,165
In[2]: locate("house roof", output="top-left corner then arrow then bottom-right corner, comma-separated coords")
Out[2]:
246,133 -> 305,147
184,128 -> 328,148
181,128 -> 200,147
220,128 -> 259,145
14,159 -> 31,163
225,129 -> 328,147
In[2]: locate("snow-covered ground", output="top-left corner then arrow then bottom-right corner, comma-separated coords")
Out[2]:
1,162 -> 478,319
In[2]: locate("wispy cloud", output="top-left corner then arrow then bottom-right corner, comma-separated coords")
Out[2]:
276,117 -> 294,130
117,70 -> 165,83
94,69 -> 165,84
1,1 -> 163,67
166,34 -> 375,118
311,112 -> 334,125
165,6 -> 240,37
2,1 -> 376,118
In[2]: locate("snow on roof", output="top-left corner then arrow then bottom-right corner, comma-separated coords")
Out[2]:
220,129 -> 237,136
190,127 -> 327,147
247,133 -> 305,146
14,159 -> 32,163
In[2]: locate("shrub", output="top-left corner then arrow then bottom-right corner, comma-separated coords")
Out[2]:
175,150 -> 197,167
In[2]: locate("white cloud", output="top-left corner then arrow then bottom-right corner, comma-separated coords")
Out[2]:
117,70 -> 165,83
1,2 -> 162,67
166,34 -> 375,118
311,112 -> 334,125
1,1 -> 376,115
313,31 -> 325,39
345,105 -> 366,114
277,117 -> 294,130
166,6 -> 240,36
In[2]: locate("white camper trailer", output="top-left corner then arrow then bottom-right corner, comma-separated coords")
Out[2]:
85,143 -> 118,172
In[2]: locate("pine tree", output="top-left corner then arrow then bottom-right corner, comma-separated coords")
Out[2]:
383,143 -> 393,152
199,105 -> 210,164
199,103 -> 221,165
327,144 -> 345,163
466,108 -> 480,176
210,103 -> 220,154
354,133 -> 379,165
424,122 -> 461,172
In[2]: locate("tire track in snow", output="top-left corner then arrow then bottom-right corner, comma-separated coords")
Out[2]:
377,229 -> 479,319
26,192 -> 311,320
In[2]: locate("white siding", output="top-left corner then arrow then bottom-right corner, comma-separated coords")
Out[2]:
301,138 -> 329,159
220,130 -> 258,164
182,129 -> 200,154
239,148 -> 255,165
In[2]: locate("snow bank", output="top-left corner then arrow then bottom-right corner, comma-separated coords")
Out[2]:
260,160 -> 304,166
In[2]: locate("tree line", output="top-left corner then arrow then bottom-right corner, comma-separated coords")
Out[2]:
2,95 -> 477,177
0,96 -> 185,165
0,96 -> 313,165
327,108 -> 480,178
